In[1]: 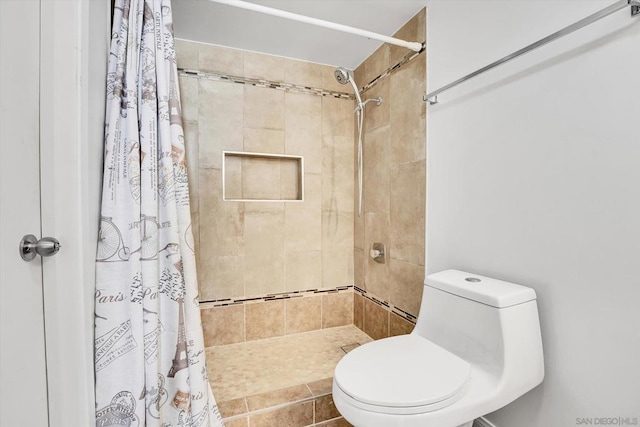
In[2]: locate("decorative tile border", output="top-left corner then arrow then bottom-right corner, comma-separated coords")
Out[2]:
359,42 -> 426,95
178,40 -> 425,102
199,284 -> 417,326
199,285 -> 353,309
178,68 -> 354,100
354,285 -> 417,325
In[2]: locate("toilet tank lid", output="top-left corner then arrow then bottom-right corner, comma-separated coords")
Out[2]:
425,270 -> 537,308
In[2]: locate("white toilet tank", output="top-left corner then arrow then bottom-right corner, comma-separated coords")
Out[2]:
414,270 -> 544,391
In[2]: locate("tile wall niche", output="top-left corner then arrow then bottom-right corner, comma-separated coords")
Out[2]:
175,40 -> 357,343
353,8 -> 427,339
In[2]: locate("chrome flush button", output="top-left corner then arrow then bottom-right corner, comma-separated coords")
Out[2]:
465,277 -> 481,283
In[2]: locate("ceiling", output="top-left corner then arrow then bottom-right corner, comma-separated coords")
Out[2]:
172,0 -> 428,69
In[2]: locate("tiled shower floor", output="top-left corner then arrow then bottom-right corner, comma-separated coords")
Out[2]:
206,325 -> 372,426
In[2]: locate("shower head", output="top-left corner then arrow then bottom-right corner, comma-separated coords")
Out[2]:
334,66 -> 363,107
334,67 -> 352,85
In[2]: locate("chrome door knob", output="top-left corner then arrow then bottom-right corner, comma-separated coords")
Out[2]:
19,234 -> 61,261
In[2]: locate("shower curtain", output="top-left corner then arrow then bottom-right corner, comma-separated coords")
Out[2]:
95,0 -> 223,425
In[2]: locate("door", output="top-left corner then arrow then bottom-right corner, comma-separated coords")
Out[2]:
0,0 -> 50,425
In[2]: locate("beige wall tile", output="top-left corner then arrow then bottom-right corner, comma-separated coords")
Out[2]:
390,312 -> 415,337
243,211 -> 285,295
217,397 -> 248,418
246,384 -> 312,411
307,377 -> 333,396
390,160 -> 425,266
363,125 -> 390,214
179,75 -> 199,122
243,128 -> 285,154
190,212 -> 200,273
354,207 -> 364,249
362,78 -> 390,133
354,248 -> 364,288
390,8 -> 426,65
284,58 -> 323,88
249,400 -> 313,427
285,127 -> 321,174
244,86 -> 285,130
198,80 -> 243,169
322,211 -> 354,287
353,64 -> 366,93
243,201 -> 285,214
245,300 -> 284,341
244,51 -> 285,82
285,251 -> 321,292
224,418 -> 248,427
322,135 -> 354,213
285,92 -> 321,134
353,293 -> 364,331
317,417 -> 353,427
363,44 -> 390,85
363,213 -> 390,301
222,155 -> 243,200
175,39 -> 198,69
198,169 -> 244,257
390,57 -> 426,165
322,243 -> 353,288
199,43 -> 243,76
241,157 -> 281,200
322,97 -> 355,137
199,255 -> 244,301
285,173 -> 321,251
389,259 -> 424,317
201,305 -> 244,346
315,394 -> 341,422
285,296 -> 321,334
363,298 -> 389,341
281,160 -> 302,201
183,120 -> 199,213
322,292 -> 353,328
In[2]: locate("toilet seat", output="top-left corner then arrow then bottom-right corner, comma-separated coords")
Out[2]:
334,334 -> 471,415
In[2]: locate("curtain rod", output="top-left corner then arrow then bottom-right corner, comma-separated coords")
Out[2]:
205,0 -> 423,52
425,0 -> 640,105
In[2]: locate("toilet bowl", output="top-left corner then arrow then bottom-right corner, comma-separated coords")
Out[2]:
333,270 -> 544,427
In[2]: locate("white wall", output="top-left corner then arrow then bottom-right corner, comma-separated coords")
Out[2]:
426,1 -> 640,425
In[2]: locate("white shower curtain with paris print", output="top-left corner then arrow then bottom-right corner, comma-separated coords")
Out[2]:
95,0 -> 223,425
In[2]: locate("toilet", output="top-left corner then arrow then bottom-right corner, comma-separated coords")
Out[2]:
333,269 -> 544,427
